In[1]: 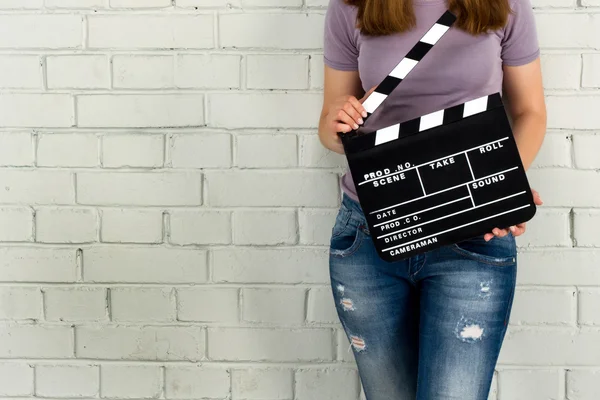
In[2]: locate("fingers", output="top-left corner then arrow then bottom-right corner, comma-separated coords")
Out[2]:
532,188 -> 543,205
492,227 -> 509,237
334,108 -> 360,133
342,101 -> 365,126
347,96 -> 368,119
483,232 -> 495,242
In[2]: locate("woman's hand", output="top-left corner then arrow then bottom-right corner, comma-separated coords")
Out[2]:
320,86 -> 376,154
483,188 -> 543,241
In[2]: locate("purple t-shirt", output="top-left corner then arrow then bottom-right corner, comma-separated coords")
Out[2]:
324,0 -> 540,202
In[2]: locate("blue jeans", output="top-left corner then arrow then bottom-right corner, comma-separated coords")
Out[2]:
329,193 -> 517,400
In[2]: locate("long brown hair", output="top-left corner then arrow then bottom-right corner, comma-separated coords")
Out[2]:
345,0 -> 512,36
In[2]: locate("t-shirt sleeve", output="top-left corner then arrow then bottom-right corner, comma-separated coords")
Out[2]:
323,0 -> 359,71
501,0 -> 540,66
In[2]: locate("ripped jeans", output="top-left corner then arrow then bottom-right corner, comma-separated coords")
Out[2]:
329,193 -> 517,400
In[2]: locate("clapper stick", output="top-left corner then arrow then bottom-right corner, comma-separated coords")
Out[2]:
338,10 -> 457,138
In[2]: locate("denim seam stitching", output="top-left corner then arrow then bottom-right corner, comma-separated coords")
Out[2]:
330,224 -> 365,258
450,245 -> 516,267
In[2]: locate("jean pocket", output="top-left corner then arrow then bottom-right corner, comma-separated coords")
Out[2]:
451,234 -> 516,266
330,219 -> 365,258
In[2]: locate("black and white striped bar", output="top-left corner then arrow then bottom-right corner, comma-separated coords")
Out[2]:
347,92 -> 504,151
360,10 -> 456,118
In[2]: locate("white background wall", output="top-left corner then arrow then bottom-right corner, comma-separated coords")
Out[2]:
0,0 -> 598,398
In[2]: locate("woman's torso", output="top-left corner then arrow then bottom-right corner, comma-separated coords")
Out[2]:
332,0 -> 534,201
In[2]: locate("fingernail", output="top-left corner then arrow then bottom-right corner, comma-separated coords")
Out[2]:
362,111 -> 368,118
353,123 -> 359,129
510,226 -> 516,232
358,118 -> 364,125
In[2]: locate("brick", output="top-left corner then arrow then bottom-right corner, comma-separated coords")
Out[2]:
243,0 -> 301,6
246,54 -> 308,89
112,55 -> 173,89
220,14 -> 324,49
231,368 -> 294,400
175,54 -> 240,89
111,287 -> 175,322
0,15 -> 82,49
582,54 -> 600,88
47,55 -> 109,89
242,288 -> 305,324
177,287 -> 239,322
102,134 -> 164,168
573,133 -> 600,170
518,249 -> 600,285
307,287 -> 338,323
299,208 -> 337,246
535,14 -> 593,49
0,287 -> 41,320
299,134 -> 346,168
206,171 -> 338,207
546,96 -> 600,130
530,133 -> 571,168
0,94 -> 74,127
77,171 -> 202,206
527,169 -> 600,207
510,288 -> 575,326
0,0 -> 42,8
101,209 -> 163,244
213,248 -> 329,283
578,289 -> 600,325
46,0 -> 103,7
0,170 -> 74,204
169,210 -> 231,245
208,327 -> 333,361
0,206 -> 34,242
540,54 -> 581,89
310,54 -> 324,89
0,55 -> 41,88
44,287 -> 107,322
77,94 -> 204,128
531,0 -> 575,7
567,369 -> 600,400
177,0 -> 240,6
515,208 -> 571,248
110,0 -> 171,7
233,210 -> 297,245
36,207 -> 97,243
88,15 -> 213,49
296,369 -> 360,400
169,133 -> 231,168
0,247 -> 76,283
76,326 -> 204,360
0,363 -> 33,396
83,246 -> 208,283
574,209 -> 600,247
499,328 -> 600,365
498,369 -> 560,400
209,93 -> 321,128
101,365 -> 161,399
0,324 -> 73,357
37,133 -> 98,167
165,366 -> 230,399
0,132 -> 33,167
235,134 -> 297,168
36,365 -> 99,398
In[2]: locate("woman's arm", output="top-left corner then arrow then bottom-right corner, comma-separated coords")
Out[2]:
318,65 -> 369,154
484,56 -> 546,241
502,57 -> 547,171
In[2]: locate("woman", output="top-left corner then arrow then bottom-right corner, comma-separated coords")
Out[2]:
318,0 -> 546,398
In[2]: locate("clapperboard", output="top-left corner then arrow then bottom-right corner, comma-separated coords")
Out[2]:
339,10 -> 537,262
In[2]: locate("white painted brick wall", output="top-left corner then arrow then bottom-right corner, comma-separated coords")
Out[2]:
0,1 -> 596,399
